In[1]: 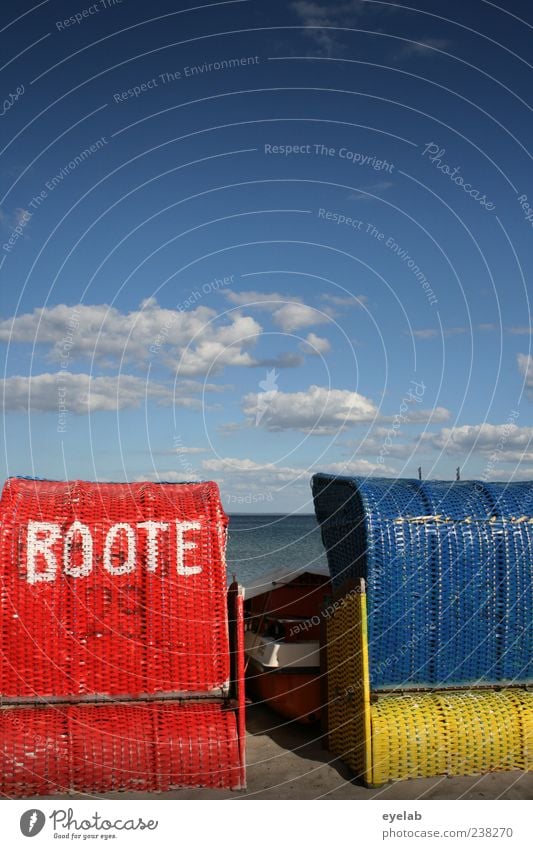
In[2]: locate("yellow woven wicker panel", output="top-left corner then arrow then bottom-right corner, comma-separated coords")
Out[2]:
440,691 -> 523,777
326,586 -> 532,787
372,694 -> 448,785
371,690 -> 532,785
326,588 -> 371,783
506,689 -> 533,771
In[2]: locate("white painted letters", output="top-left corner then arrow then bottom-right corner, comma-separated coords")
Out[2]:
175,520 -> 202,576
63,520 -> 93,578
24,519 -> 207,582
138,521 -> 168,571
27,521 -> 61,584
103,523 -> 136,575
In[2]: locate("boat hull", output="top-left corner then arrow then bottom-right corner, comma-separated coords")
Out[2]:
244,629 -> 320,668
246,659 -> 322,724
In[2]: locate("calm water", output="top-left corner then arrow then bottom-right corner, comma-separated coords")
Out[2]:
225,514 -> 328,586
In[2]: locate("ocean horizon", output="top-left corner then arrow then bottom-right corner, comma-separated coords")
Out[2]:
225,512 -> 328,586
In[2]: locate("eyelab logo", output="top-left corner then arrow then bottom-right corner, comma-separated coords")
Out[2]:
20,809 -> 46,837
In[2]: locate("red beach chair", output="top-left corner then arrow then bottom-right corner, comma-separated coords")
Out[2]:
0,477 -> 245,795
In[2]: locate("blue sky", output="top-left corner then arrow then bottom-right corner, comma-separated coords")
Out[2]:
0,0 -> 532,512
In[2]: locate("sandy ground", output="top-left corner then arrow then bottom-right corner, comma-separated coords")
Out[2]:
44,703 -> 533,801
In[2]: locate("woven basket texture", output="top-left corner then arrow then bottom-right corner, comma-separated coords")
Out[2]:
313,475 -> 533,688
0,478 -> 230,698
326,587 -> 533,786
0,701 -> 242,794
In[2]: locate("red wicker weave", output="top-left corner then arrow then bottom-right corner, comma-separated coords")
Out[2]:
0,478 -> 229,698
0,702 -> 242,795
0,478 -> 246,794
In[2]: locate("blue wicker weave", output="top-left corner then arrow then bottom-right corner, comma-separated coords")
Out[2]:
312,475 -> 533,689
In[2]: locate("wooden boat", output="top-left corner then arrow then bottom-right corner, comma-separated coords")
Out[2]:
243,565 -> 331,724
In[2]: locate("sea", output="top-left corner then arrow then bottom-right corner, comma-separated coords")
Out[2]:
225,513 -> 328,588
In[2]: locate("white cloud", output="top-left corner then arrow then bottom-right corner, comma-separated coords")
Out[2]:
217,422 -> 243,435
291,1 -> 367,55
153,445 -> 207,456
518,354 -> 533,395
397,406 -> 451,424
348,181 -> 394,201
397,38 -> 452,59
0,301 -> 264,377
1,372 -> 176,414
412,327 -> 467,339
413,326 -> 496,340
177,380 -> 233,394
173,312 -> 262,376
202,456 -> 303,482
201,454 -> 395,489
272,302 -> 330,332
299,332 -> 331,355
138,450 -> 398,504
341,426 -> 428,461
420,422 -> 531,458
222,290 -> 289,308
166,452 -> 398,511
242,384 -> 378,433
321,293 -> 367,307
487,466 -> 533,481
257,352 -> 305,368
223,290 -> 330,333
412,328 -> 439,339
323,458 -> 396,475
0,206 -> 32,233
135,469 -> 202,483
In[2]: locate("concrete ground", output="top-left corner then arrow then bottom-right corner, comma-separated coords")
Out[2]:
45,703 -> 533,801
